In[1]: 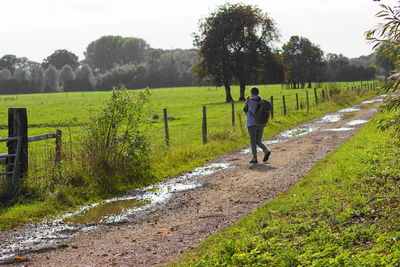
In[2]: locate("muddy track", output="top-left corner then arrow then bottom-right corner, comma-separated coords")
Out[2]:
0,96 -> 385,266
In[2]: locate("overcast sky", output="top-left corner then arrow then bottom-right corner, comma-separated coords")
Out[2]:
0,0 -> 397,62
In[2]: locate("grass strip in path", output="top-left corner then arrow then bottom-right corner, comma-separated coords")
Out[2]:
172,112 -> 400,266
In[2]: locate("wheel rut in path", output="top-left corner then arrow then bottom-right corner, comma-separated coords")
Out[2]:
0,95 -> 385,266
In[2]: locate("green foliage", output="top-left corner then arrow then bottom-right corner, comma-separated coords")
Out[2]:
174,112 -> 400,266
325,53 -> 376,82
59,64 -> 75,91
84,35 -> 148,72
366,2 -> 400,133
282,35 -> 324,89
42,49 -> 79,70
13,85 -> 153,209
0,68 -> 11,80
81,85 -> 153,188
30,65 -> 45,93
193,3 -> 281,101
44,65 -> 58,92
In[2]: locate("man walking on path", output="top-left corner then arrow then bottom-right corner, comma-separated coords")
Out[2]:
244,87 -> 271,164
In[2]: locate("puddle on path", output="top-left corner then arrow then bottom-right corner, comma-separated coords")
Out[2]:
0,162 -> 231,261
339,107 -> 361,113
346,120 -> 368,126
240,140 -> 284,154
63,199 -> 150,225
319,114 -> 342,123
240,148 -> 263,154
179,163 -> 231,179
280,127 -> 315,138
324,127 -> 355,132
240,127 -> 317,155
265,140 -> 281,145
61,164 -> 231,225
362,99 -> 383,104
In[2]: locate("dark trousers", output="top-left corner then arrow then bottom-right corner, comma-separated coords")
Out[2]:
247,126 -> 268,159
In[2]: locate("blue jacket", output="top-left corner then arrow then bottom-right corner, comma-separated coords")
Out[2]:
244,96 -> 265,128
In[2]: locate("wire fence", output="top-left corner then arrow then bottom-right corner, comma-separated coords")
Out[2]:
142,81 -> 383,147
0,81 -> 383,185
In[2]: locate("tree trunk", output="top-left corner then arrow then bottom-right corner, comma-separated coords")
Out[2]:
224,83 -> 233,103
239,83 -> 246,101
308,81 -> 312,88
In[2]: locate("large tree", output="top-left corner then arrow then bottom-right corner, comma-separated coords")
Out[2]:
324,53 -> 350,81
42,49 -> 79,70
13,68 -> 28,81
0,69 -> 11,80
0,55 -> 18,74
75,64 -> 95,91
44,65 -> 59,92
282,36 -> 324,88
30,65 -> 45,92
194,3 -> 279,102
84,36 -> 148,73
59,64 -> 75,91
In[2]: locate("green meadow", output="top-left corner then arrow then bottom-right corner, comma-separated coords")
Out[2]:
0,82 -> 379,229
0,82 -> 374,149
172,112 -> 400,266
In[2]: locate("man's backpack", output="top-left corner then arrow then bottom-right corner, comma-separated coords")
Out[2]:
255,99 -> 272,124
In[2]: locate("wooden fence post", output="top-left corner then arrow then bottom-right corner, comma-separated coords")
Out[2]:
295,93 -> 299,110
282,95 -> 287,115
270,96 -> 274,119
231,101 -> 235,129
7,108 -> 28,190
202,106 -> 207,144
163,108 -> 170,146
314,88 -> 318,106
55,130 -> 62,165
306,91 -> 310,112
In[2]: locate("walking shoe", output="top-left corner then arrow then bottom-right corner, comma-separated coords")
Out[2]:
263,151 -> 271,162
249,159 -> 258,164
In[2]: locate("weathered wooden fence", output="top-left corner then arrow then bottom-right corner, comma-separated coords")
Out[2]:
1,108 -> 62,199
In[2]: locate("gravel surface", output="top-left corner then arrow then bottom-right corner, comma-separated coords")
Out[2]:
0,95 -> 384,266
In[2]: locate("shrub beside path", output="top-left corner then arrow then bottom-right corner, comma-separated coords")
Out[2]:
1,95 -> 384,266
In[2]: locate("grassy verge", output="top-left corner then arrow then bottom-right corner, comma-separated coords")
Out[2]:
0,84 -> 379,230
172,112 -> 400,266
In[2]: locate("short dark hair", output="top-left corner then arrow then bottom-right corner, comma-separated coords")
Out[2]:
250,87 -> 259,96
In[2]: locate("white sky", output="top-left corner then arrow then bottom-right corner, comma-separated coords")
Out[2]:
0,0 -> 398,62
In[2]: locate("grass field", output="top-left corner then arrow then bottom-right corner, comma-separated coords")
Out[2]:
0,82 -> 376,153
0,82 -> 380,229
172,112 -> 400,266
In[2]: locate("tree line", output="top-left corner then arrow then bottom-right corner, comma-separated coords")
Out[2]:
0,3 -> 393,96
0,43 -> 200,94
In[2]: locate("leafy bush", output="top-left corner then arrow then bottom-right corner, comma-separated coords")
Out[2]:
80,85 -> 153,189
366,2 -> 400,133
22,85 -> 153,203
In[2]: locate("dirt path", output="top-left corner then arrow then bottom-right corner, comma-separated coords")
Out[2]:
0,96 -> 385,266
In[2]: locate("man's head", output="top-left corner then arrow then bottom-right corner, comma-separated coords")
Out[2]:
250,87 -> 259,96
